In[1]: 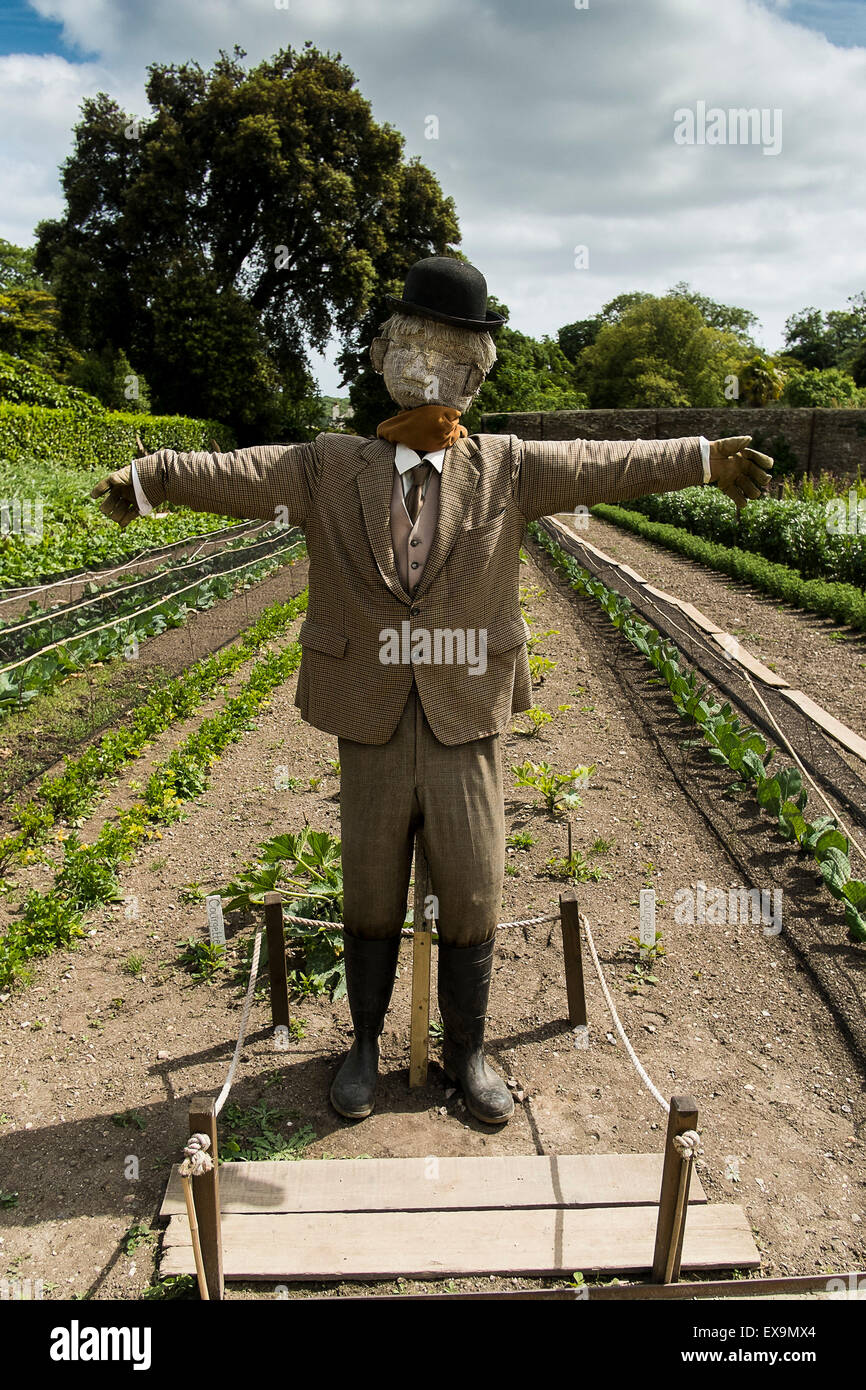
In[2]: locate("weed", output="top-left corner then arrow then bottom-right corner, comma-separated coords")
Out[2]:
122,1223 -> 154,1255
177,937 -> 225,982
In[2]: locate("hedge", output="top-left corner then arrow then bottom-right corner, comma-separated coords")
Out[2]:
617,484 -> 866,587
0,400 -> 235,472
592,503 -> 866,633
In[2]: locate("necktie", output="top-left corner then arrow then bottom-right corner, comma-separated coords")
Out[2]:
405,461 -> 432,525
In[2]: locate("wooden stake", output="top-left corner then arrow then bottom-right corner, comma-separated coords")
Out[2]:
559,891 -> 587,1027
180,1173 -> 209,1300
409,837 -> 432,1088
264,891 -> 290,1032
651,1095 -> 699,1284
187,1095 -> 224,1300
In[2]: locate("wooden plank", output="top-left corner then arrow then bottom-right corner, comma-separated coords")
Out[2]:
161,1153 -> 707,1217
160,1202 -> 758,1280
264,892 -> 290,1031
559,893 -> 587,1026
187,1095 -> 223,1300
710,633 -> 790,687
675,601 -> 725,636
780,688 -> 866,765
651,1095 -> 698,1284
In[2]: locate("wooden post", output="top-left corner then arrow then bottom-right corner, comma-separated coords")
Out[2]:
559,891 -> 587,1027
409,837 -> 433,1088
188,1095 -> 224,1300
264,891 -> 290,1032
651,1095 -> 699,1284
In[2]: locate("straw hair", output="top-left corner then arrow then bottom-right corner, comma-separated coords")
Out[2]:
378,312 -> 497,373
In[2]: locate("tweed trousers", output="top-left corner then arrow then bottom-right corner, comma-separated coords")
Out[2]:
338,682 -> 505,946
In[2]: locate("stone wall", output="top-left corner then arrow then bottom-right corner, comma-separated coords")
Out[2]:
479,407 -> 866,478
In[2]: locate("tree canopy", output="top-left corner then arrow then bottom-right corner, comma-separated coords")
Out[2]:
34,44 -> 460,441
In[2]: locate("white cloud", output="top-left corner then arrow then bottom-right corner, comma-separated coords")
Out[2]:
3,0 -> 865,392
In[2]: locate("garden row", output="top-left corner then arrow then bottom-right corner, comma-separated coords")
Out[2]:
591,502 -> 866,632
0,590 -> 309,991
532,522 -> 866,944
0,456 -> 251,588
609,479 -> 866,586
0,534 -> 305,719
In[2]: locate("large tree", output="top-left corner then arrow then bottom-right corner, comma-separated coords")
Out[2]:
783,294 -> 866,372
576,295 -> 745,408
35,44 -> 460,441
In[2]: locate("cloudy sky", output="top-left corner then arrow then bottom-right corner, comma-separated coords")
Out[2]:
1,0 -> 864,394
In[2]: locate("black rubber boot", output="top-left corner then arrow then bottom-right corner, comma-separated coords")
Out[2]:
437,938 -> 514,1125
330,932 -> 402,1119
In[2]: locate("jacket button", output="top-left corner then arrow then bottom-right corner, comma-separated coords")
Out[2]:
410,605 -> 420,615
410,561 -> 419,569
410,538 -> 420,547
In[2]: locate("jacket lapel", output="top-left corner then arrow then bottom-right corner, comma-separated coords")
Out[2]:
356,438 -> 411,603
413,436 -> 480,597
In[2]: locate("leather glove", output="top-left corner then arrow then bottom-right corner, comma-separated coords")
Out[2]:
90,465 -> 139,528
708,436 -> 774,509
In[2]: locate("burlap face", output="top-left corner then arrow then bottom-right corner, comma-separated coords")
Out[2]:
371,313 -> 497,411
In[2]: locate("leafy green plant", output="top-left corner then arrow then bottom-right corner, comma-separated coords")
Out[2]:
176,937 -> 226,982
506,830 -> 535,849
512,759 -> 596,816
121,1222 -> 154,1254
121,953 -> 145,976
546,850 -> 608,883
630,930 -> 666,964
592,502 -> 866,633
626,962 -> 659,993
142,1275 -> 196,1301
112,1110 -> 147,1130
528,653 -> 556,685
223,827 -> 346,1000
513,706 -> 553,737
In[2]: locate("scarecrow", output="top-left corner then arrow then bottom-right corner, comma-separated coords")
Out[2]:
93,256 -> 773,1125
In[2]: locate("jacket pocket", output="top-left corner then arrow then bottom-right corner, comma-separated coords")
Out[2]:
298,619 -> 348,658
484,613 -> 531,655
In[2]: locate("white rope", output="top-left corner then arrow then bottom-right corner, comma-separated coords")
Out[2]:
674,1129 -> 703,1160
579,909 -> 670,1115
179,1132 -> 214,1177
281,909 -> 560,932
213,919 -> 264,1116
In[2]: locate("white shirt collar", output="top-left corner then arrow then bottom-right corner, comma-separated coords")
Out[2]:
394,441 -> 446,475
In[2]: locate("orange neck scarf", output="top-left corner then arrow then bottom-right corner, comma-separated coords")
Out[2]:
377,403 -> 467,452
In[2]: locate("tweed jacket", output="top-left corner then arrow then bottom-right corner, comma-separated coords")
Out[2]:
134,431 -> 704,745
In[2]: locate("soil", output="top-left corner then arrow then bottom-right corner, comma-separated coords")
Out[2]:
0,538 -> 864,1300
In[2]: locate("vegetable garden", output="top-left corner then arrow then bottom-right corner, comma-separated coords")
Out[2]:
1,393 -> 865,1298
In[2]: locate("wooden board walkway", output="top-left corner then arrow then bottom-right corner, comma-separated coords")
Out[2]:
160,1154 -> 758,1282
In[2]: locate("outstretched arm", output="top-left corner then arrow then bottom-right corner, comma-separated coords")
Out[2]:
91,437 -> 324,529
513,433 -> 772,522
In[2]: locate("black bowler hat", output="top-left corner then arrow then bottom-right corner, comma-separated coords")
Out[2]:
386,256 -> 506,333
